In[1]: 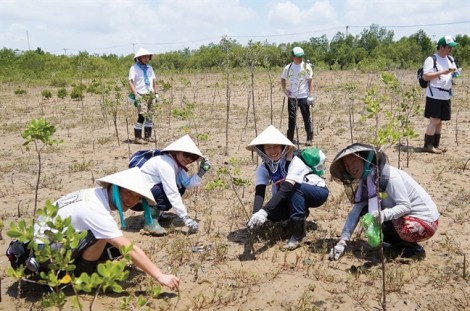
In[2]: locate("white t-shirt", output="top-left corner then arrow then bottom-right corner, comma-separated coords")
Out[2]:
280,61 -> 313,98
286,156 -> 326,187
340,165 -> 439,241
423,53 -> 455,100
140,153 -> 201,218
255,156 -> 325,197
128,63 -> 156,94
35,188 -> 123,242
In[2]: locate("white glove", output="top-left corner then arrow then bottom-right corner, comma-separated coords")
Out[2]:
371,210 -> 384,224
135,93 -> 142,101
307,96 -> 315,106
154,93 -> 160,102
328,241 -> 346,261
246,209 -> 268,229
182,216 -> 199,233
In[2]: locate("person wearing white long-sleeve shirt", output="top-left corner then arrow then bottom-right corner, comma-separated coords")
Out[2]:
329,143 -> 439,261
138,135 -> 211,235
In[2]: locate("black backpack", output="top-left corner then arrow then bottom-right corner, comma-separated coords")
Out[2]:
417,54 -> 454,89
128,149 -> 163,168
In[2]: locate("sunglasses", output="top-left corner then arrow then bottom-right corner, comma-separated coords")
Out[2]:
182,152 -> 199,161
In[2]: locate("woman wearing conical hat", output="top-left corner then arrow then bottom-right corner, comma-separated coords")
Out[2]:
137,135 -> 211,235
128,48 -> 159,144
24,168 -> 179,290
328,143 -> 439,261
246,125 -> 329,250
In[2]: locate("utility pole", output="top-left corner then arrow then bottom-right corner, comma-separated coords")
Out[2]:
346,25 -> 349,36
26,30 -> 31,50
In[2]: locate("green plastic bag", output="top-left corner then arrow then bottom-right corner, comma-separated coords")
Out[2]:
360,213 -> 381,248
128,93 -> 138,107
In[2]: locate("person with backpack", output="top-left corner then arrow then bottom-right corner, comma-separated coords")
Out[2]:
421,35 -> 459,154
328,143 -> 439,261
8,168 -> 180,290
136,135 -> 211,235
280,46 -> 315,146
246,125 -> 329,250
128,48 -> 159,144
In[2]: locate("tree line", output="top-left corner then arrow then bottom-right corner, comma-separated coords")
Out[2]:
0,24 -> 469,85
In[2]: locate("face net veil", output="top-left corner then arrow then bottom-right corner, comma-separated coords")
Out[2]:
253,145 -> 289,173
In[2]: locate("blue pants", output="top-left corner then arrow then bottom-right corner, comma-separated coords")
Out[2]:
267,183 -> 329,221
150,183 -> 186,211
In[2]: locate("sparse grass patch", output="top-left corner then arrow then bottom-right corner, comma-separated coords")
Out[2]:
68,159 -> 94,172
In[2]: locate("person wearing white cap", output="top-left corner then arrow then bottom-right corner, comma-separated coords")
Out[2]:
129,48 -> 159,144
421,35 -> 459,154
31,168 -> 180,290
280,46 -> 315,146
328,143 -> 439,261
246,125 -> 329,250
138,135 -> 211,235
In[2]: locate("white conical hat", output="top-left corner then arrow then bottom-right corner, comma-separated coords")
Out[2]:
246,125 -> 295,151
96,167 -> 156,205
134,48 -> 153,61
162,135 -> 204,160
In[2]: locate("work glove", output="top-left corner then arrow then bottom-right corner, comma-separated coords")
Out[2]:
182,216 -> 199,233
197,158 -> 211,178
246,209 -> 268,229
307,96 -> 315,106
154,93 -> 160,102
371,210 -> 384,224
135,93 -> 142,102
283,89 -> 292,97
328,241 -> 346,261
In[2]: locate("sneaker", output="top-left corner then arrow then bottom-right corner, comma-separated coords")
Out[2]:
134,138 -> 148,145
145,137 -> 157,143
306,140 -> 313,146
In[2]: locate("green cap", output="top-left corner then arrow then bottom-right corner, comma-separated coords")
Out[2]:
437,35 -> 458,47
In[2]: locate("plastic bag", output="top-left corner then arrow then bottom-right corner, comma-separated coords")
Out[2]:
360,213 -> 381,247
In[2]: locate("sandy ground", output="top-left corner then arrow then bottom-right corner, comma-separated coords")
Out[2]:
0,69 -> 469,310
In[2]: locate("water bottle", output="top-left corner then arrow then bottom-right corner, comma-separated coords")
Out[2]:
452,68 -> 462,79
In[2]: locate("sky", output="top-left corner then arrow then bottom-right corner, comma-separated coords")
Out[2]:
1,0 -> 469,57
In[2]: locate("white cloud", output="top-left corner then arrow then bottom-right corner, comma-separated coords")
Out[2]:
0,0 -> 468,55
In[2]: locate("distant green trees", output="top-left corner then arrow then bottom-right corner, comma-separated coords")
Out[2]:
1,25 -> 469,84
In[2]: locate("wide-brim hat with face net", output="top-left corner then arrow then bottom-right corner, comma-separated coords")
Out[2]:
133,48 -> 153,61
96,167 -> 156,205
162,134 -> 204,160
330,143 -> 376,182
246,125 -> 295,151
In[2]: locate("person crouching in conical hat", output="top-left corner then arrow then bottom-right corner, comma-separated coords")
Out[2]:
246,125 -> 329,250
31,168 -> 179,290
328,143 -> 439,261
136,135 -> 211,235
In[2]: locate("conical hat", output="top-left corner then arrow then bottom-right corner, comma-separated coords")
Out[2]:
246,125 -> 295,151
330,143 -> 375,182
96,167 -> 156,205
162,135 -> 204,160
134,48 -> 153,61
